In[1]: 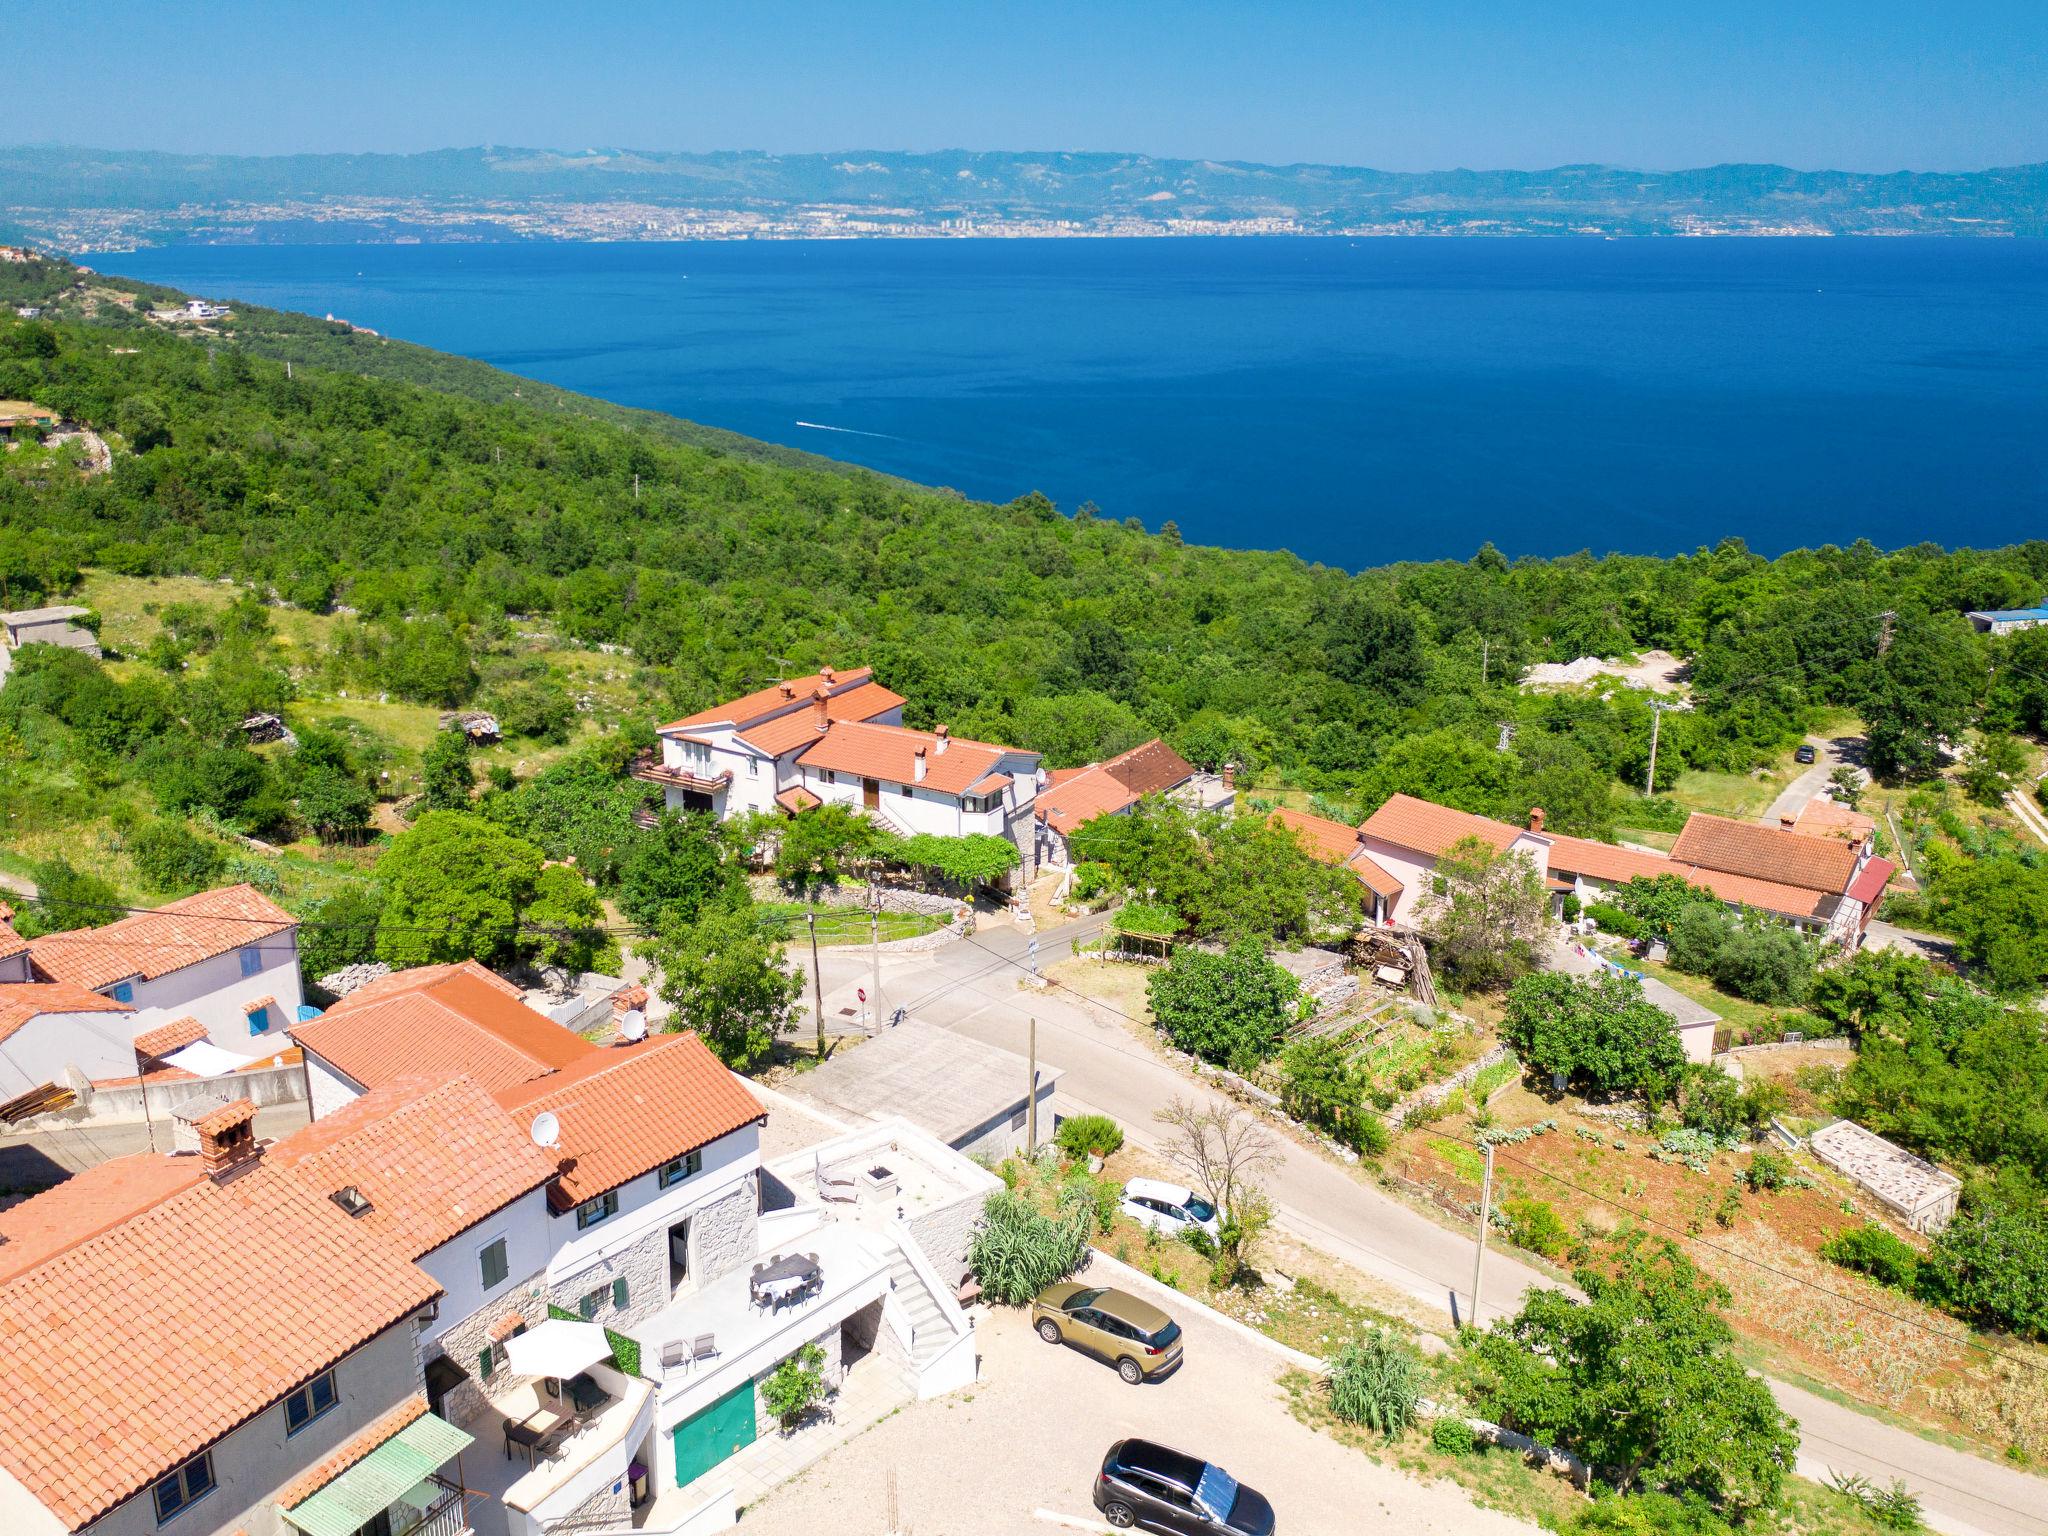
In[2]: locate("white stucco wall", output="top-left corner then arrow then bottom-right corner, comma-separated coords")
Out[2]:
545,1125 -> 762,1289
417,1186 -> 554,1348
1361,831 -> 1550,926
119,939 -> 304,1049
301,1048 -> 366,1120
0,1006 -> 141,1085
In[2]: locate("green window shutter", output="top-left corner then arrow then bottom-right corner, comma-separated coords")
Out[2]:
612,1277 -> 628,1310
579,1292 -> 599,1320
478,1348 -> 495,1381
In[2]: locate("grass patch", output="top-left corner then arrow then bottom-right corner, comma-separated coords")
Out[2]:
756,902 -> 946,945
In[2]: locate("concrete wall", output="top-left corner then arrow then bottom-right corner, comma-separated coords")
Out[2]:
80,1059 -> 304,1124
952,1076 -> 1059,1163
904,1191 -> 985,1292
52,1321 -> 424,1536
122,939 -> 305,1048
302,1048 -> 365,1119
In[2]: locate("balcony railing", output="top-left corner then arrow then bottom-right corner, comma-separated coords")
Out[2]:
628,750 -> 732,793
392,1477 -> 469,1536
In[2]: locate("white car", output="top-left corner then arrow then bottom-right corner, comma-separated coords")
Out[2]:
1120,1178 -> 1222,1241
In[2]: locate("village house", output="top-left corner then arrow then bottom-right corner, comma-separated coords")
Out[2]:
0,886 -> 305,1091
1032,738 -> 1234,867
641,666 -> 1045,883
0,1099 -> 467,1536
1964,600 -> 2048,636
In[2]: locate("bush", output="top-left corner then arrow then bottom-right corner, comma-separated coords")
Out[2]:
1279,1035 -> 1388,1154
1502,971 -> 1687,1102
1430,1416 -> 1479,1456
296,884 -> 385,982
1820,1224 -> 1921,1292
1061,1167 -> 1121,1231
1741,1149 -> 1795,1192
1586,901 -> 1643,938
760,1342 -> 828,1430
1503,1197 -> 1575,1261
128,819 -> 225,894
13,858 -> 121,937
1055,1113 -> 1125,1159
1327,1328 -> 1418,1437
1916,1204 -> 2048,1340
966,1190 -> 1093,1305
1147,937 -> 1304,1071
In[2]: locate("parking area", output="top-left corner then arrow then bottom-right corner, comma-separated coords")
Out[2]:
733,1286 -> 1538,1536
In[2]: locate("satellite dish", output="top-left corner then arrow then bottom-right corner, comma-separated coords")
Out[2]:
619,1009 -> 647,1042
529,1111 -> 561,1150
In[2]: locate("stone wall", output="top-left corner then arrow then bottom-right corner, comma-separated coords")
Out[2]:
907,1195 -> 981,1292
428,1269 -> 550,1426
1389,1044 -> 1512,1128
752,1312 -> 846,1437
561,1480 -> 631,1532
548,1225 -> 669,1330
688,1178 -> 759,1285
749,875 -> 961,917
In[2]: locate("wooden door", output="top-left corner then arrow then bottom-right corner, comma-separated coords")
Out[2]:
863,777 -> 880,809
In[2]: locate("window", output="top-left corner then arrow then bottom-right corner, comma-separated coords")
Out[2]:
656,1149 -> 702,1189
247,1005 -> 271,1035
574,1190 -> 619,1229
747,757 -> 758,777
578,1288 -> 604,1320
238,946 -> 262,979
479,1236 -> 509,1291
612,1276 -> 629,1310
152,1453 -> 215,1524
285,1371 -> 338,1435
901,784 -> 913,798
110,980 -> 135,1004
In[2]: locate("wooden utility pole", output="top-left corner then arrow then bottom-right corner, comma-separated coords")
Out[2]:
1481,636 -> 1489,687
869,909 -> 882,1029
1025,1016 -> 1038,1155
1469,1141 -> 1496,1329
806,910 -> 826,1059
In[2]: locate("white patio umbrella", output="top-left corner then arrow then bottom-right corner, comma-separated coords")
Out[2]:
503,1319 -> 611,1379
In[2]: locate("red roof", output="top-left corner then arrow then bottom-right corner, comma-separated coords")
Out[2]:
735,680 -> 907,757
1794,798 -> 1876,844
495,1033 -> 765,1209
0,914 -> 27,962
0,980 -> 133,1045
661,666 -> 877,732
0,1154 -> 207,1283
1272,809 -> 1404,899
796,719 -> 1036,797
131,1015 -> 207,1060
269,1074 -> 557,1257
1036,739 -> 1194,835
1542,834 -> 1679,887
1358,793 -> 1526,859
292,961 -> 594,1095
1846,857 -> 1897,908
1670,813 -> 1859,894
775,785 -> 822,814
27,884 -> 296,990
0,1163 -> 438,1530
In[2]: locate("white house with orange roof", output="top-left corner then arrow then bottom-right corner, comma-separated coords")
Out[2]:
640,665 -> 907,820
1032,738 -> 1236,868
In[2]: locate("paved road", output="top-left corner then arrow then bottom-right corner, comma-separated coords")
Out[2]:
814,914 -> 2047,1536
1759,735 -> 1851,828
0,1102 -> 310,1190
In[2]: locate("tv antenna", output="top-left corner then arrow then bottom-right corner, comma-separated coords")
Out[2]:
529,1111 -> 561,1150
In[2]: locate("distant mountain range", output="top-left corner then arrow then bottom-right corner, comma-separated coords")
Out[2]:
4,145 -> 2045,248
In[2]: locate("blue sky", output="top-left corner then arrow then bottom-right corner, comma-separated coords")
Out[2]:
11,0 -> 2044,171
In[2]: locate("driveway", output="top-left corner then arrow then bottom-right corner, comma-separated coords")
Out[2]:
734,1301 -> 1540,1536
1759,735 -> 1863,828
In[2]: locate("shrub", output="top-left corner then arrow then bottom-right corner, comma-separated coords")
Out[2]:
1741,1149 -> 1795,1192
760,1342 -> 828,1430
13,858 -> 121,938
1430,1416 -> 1479,1456
1502,971 -> 1686,1102
1327,1328 -> 1419,1437
966,1190 -> 1093,1305
1827,1472 -> 1925,1533
1280,1036 -> 1388,1154
1147,938 -> 1304,1070
1503,1197 -> 1574,1261
128,819 -> 225,894
1819,1223 -> 1921,1292
1586,901 -> 1643,938
1916,1204 -> 2048,1340
1055,1113 -> 1124,1159
1060,1167 -> 1121,1232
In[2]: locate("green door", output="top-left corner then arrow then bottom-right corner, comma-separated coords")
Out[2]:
672,1381 -> 757,1487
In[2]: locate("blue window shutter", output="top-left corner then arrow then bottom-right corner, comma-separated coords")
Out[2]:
248,1007 -> 270,1035
111,981 -> 134,1004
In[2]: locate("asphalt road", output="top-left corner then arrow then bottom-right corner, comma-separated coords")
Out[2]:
812,912 -> 2048,1536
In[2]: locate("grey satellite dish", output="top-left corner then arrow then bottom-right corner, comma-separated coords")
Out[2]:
529,1111 -> 561,1149
619,1009 -> 648,1042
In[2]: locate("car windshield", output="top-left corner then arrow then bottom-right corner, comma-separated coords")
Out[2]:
1145,1320 -> 1183,1350
1185,1197 -> 1217,1222
1193,1462 -> 1239,1522
1067,1288 -> 1104,1309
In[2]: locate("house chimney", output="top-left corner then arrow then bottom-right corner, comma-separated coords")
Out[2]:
820,666 -> 836,685
1778,813 -> 1797,831
1222,762 -> 1236,791
812,687 -> 829,732
934,724 -> 950,754
778,681 -> 795,699
913,746 -> 928,783
1528,807 -> 1546,833
176,1096 -> 261,1182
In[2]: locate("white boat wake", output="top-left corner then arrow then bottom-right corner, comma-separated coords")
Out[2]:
795,420 -> 900,440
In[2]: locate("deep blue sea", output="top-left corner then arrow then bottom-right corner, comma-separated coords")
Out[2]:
102,238 -> 2048,569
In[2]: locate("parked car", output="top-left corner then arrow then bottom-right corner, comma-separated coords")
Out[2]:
1794,744 -> 1817,764
1093,1438 -> 1275,1534
1120,1177 -> 1221,1241
1031,1283 -> 1184,1383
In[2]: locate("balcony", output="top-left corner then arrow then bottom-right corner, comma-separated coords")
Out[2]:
628,750 -> 731,794
459,1369 -> 654,1536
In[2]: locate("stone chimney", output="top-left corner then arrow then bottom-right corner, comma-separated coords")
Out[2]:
1528,807 -> 1546,833
913,746 -> 928,783
1778,813 -> 1797,831
174,1095 -> 261,1182
812,687 -> 830,732
820,666 -> 836,685
778,681 -> 795,700
934,724 -> 950,755
1222,762 -> 1236,791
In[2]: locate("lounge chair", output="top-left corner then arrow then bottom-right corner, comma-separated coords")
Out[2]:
689,1332 -> 718,1366
815,1153 -> 857,1203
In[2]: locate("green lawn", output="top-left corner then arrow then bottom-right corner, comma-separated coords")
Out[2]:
1629,952 -> 1821,1045
756,902 -> 948,945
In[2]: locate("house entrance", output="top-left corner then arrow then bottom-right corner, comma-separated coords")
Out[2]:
668,1218 -> 690,1290
862,777 -> 880,810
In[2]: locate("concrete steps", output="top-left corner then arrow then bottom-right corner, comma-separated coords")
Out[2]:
886,1249 -> 953,1363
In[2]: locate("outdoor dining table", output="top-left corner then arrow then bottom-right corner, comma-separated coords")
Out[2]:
504,1402 -> 572,1465
750,1253 -> 820,1310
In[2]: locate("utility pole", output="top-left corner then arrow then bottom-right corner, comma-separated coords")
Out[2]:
633,473 -> 640,502
1481,636 -> 1489,688
806,910 -> 826,1059
869,909 -> 882,1029
1025,1016 -> 1038,1155
1469,1140 -> 1496,1329
1645,701 -> 1667,797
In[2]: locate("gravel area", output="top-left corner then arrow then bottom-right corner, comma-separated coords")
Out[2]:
733,1302 -> 1538,1536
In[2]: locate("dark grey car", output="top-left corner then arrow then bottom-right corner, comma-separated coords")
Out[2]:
1092,1438 -> 1276,1535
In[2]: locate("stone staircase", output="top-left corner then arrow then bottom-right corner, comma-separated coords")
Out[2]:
885,1248 -> 956,1365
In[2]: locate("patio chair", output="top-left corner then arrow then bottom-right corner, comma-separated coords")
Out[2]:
689,1333 -> 718,1367
660,1339 -> 688,1369
815,1153 -> 858,1203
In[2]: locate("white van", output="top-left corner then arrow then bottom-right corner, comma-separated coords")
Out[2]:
1120,1177 -> 1222,1241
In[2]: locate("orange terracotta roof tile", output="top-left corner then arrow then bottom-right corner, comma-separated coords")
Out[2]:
775,785 -> 822,814
1359,793 -> 1524,859
661,666 -> 876,732
1680,864 -> 1834,920
27,884 -> 296,991
496,1033 -> 765,1209
132,1015 -> 208,1060
1670,813 -> 1859,894
0,914 -> 27,962
1347,849 -> 1405,901
1270,809 -> 1403,899
796,719 -> 1035,797
241,994 -> 277,1012
735,679 -> 907,757
490,1311 -> 527,1342
1542,834 -> 1679,887
0,1164 -> 439,1529
0,1154 -> 208,1282
193,1096 -> 257,1137
1036,740 -> 1194,835
0,980 -> 133,1045
293,961 -> 593,1095
1794,798 -> 1876,843
268,1074 -> 557,1257
276,1393 -> 428,1509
